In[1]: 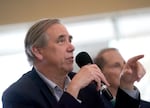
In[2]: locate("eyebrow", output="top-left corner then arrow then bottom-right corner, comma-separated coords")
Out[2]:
57,34 -> 73,41
58,35 -> 65,38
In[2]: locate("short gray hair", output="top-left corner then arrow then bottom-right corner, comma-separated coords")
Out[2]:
24,18 -> 60,65
94,48 -> 118,70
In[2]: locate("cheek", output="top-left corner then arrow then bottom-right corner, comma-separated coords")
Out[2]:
104,70 -> 121,82
112,70 -> 121,80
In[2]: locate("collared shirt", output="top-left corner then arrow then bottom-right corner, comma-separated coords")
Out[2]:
122,86 -> 140,99
36,69 -> 71,101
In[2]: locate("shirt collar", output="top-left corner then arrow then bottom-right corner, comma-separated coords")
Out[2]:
34,67 -> 71,94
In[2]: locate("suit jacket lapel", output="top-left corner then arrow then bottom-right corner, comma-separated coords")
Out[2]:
29,68 -> 58,108
101,93 -> 113,108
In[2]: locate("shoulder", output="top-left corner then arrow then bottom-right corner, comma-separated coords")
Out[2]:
140,99 -> 150,108
2,69 -> 40,101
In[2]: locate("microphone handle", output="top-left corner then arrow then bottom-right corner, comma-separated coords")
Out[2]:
92,81 -> 113,101
101,83 -> 113,101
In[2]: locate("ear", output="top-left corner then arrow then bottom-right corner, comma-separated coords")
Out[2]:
31,46 -> 43,60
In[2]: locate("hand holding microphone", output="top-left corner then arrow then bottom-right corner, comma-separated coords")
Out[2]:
66,51 -> 111,99
75,51 -> 113,100
67,58 -> 107,98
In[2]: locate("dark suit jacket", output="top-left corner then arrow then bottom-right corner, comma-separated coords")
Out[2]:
101,85 -> 150,108
2,67 -> 141,108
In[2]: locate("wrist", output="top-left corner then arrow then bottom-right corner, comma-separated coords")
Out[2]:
66,82 -> 80,98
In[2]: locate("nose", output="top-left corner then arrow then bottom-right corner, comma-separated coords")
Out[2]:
68,42 -> 75,52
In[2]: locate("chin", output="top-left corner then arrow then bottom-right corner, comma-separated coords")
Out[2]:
63,66 -> 73,73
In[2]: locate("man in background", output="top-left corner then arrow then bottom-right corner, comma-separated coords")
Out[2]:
94,47 -> 150,108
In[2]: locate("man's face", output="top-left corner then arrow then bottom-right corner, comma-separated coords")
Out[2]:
39,23 -> 75,73
102,50 -> 125,88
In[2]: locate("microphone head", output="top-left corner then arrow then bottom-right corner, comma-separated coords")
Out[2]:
75,51 -> 93,68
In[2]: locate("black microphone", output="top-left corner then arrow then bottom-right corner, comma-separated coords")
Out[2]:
75,51 -> 113,101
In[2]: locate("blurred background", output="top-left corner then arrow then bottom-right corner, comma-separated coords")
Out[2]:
0,0 -> 150,107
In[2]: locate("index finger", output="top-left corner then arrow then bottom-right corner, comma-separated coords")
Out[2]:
99,72 -> 110,86
128,55 -> 144,64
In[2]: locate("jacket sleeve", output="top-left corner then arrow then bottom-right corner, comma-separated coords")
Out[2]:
57,92 -> 83,108
115,88 -> 140,108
